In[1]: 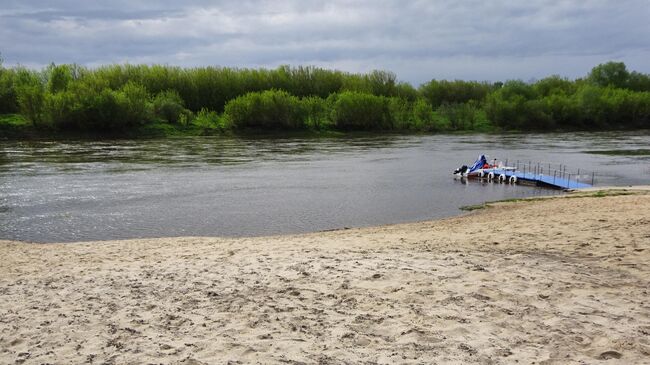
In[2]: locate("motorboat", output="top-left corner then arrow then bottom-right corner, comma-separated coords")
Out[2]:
453,154 -> 515,181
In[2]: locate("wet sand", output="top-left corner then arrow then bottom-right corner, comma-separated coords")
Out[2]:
1,187 -> 649,364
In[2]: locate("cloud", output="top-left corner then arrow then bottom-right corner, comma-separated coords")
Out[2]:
1,0 -> 649,84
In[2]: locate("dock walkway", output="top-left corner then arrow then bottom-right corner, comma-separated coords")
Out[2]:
483,168 -> 592,189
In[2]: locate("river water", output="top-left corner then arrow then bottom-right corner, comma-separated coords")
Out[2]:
1,132 -> 649,242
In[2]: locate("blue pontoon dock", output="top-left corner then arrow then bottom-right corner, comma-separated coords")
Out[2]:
480,168 -> 592,190
455,155 -> 595,190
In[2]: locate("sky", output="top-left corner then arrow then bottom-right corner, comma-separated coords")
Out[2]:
1,0 -> 649,85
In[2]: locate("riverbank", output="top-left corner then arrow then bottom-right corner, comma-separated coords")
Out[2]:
1,187 -> 649,364
3,114 -> 648,141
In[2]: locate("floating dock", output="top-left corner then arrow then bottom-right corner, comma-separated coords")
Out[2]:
478,168 -> 592,190
457,156 -> 596,190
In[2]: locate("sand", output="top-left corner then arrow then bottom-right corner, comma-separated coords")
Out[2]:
1,187 -> 649,364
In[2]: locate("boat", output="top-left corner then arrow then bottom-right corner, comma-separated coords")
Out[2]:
453,154 -> 515,181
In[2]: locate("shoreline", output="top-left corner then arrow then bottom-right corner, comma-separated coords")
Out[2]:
5,186 -> 648,246
1,186 -> 649,363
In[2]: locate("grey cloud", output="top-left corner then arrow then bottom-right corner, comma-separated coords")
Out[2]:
1,0 -> 649,84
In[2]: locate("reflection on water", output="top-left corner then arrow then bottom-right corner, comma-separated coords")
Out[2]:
1,131 -> 649,242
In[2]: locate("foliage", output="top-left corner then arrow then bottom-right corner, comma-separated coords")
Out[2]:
14,69 -> 45,126
192,108 -> 230,131
419,79 -> 493,108
411,98 -> 450,131
46,64 -> 74,93
485,80 -> 560,130
302,96 -> 333,130
628,71 -> 650,92
0,114 -> 31,138
152,90 -> 188,124
119,82 -> 153,126
588,62 -> 630,89
534,75 -> 576,97
438,102 -> 491,131
42,79 -> 153,131
1,60 -> 650,137
0,68 -> 19,113
224,89 -> 306,129
330,91 -> 392,130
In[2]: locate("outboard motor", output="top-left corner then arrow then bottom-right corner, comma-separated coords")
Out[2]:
453,165 -> 468,175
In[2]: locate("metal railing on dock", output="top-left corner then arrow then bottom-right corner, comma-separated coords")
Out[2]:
507,160 -> 596,189
478,159 -> 597,190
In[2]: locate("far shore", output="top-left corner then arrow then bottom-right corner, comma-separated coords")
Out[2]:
1,186 -> 649,364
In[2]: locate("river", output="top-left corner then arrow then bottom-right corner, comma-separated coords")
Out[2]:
1,131 -> 649,242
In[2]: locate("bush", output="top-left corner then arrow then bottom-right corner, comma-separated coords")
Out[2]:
302,96 -> 332,130
14,69 -> 45,126
0,68 -> 19,113
419,79 -> 492,108
437,102 -> 493,130
119,82 -> 153,126
534,75 -> 576,97
224,89 -> 306,129
46,64 -> 74,93
153,90 -> 187,124
411,98 -> 449,131
484,80 -> 550,130
192,108 -> 230,131
4,60 -> 650,135
43,81 -> 153,131
330,91 -> 392,130
0,114 -> 30,137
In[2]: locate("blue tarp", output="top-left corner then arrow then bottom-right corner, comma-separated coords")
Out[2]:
468,154 -> 487,172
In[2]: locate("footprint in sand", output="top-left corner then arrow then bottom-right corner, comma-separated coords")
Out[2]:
354,337 -> 371,346
8,338 -> 24,346
598,350 -> 622,360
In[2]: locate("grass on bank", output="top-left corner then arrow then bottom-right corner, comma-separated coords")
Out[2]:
459,189 -> 639,211
0,114 -> 33,137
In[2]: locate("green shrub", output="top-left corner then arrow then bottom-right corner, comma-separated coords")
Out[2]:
330,91 -> 392,130
15,70 -> 45,126
118,82 -> 153,126
42,80 -> 153,131
4,60 -> 650,135
302,96 -> 333,130
153,90 -> 187,123
224,89 -> 306,129
0,114 -> 30,136
0,68 -> 19,113
192,108 -> 230,131
419,79 -> 492,108
437,101 -> 492,130
411,99 -> 450,131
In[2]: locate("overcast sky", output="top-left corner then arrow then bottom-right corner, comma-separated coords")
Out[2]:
1,0 -> 649,85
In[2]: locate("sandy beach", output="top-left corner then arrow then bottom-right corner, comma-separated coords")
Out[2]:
1,187 -> 649,364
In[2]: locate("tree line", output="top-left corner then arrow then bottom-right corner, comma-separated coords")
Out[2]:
1,60 -> 649,136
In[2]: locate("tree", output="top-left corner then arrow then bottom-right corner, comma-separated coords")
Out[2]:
534,75 -> 575,96
419,79 -> 492,108
0,67 -> 19,113
119,82 -> 153,126
628,71 -> 650,92
46,64 -> 73,93
588,62 -> 630,89
14,69 -> 45,125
